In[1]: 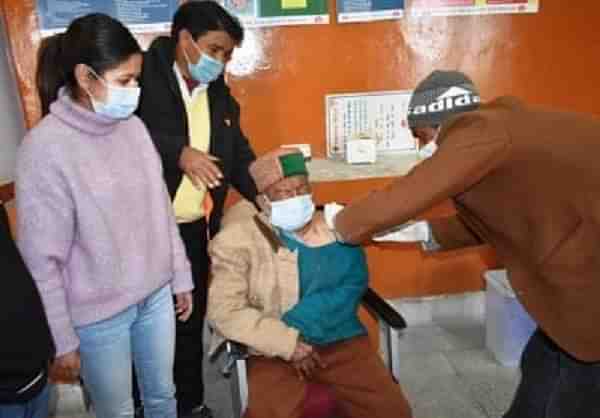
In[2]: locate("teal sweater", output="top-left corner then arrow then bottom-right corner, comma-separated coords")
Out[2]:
280,232 -> 368,346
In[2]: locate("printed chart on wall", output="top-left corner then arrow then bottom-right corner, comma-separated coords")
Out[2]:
221,0 -> 329,27
36,0 -> 180,36
326,91 -> 416,159
408,0 -> 539,16
337,0 -> 404,23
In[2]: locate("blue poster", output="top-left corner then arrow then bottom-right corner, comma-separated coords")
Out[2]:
36,0 -> 180,36
337,0 -> 403,23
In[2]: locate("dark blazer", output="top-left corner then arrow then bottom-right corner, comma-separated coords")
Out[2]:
336,97 -> 600,362
137,36 -> 257,236
0,203 -> 54,403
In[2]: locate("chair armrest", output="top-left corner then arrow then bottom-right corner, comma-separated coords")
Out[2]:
362,287 -> 405,382
222,341 -> 249,377
215,340 -> 250,417
361,287 -> 406,330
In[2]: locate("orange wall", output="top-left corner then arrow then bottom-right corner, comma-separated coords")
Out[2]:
2,0 -> 598,305
3,2 -> 600,142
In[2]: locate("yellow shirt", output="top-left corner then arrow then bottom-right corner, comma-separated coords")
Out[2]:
172,65 -> 211,223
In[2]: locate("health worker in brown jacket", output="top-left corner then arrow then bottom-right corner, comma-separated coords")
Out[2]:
332,70 -> 600,418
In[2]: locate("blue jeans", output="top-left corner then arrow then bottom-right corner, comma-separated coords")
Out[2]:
0,383 -> 49,418
76,285 -> 177,418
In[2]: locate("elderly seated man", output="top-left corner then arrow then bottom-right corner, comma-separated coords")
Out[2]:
207,147 -> 412,418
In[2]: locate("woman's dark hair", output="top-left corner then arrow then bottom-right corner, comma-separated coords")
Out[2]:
36,13 -> 141,116
171,1 -> 244,45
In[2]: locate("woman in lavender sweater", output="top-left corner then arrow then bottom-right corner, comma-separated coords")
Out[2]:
15,14 -> 194,418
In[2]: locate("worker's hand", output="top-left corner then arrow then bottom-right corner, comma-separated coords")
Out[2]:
175,291 -> 194,322
179,146 -> 223,189
324,202 -> 344,230
292,351 -> 327,380
291,340 -> 313,362
50,351 -> 81,383
372,221 -> 430,243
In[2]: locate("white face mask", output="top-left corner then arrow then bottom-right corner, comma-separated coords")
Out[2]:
417,127 -> 441,160
417,140 -> 439,159
268,194 -> 315,232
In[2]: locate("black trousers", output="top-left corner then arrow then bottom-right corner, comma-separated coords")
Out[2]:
174,219 -> 210,415
504,329 -> 600,418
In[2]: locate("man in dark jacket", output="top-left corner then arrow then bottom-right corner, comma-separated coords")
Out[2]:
136,2 -> 257,417
0,201 -> 54,418
332,70 -> 600,418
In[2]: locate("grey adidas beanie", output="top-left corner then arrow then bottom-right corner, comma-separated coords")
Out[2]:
407,70 -> 480,128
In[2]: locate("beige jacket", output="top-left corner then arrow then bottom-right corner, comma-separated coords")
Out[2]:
207,200 -> 301,360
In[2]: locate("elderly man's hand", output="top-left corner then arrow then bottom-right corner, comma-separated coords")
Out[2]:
291,340 -> 313,362
292,352 -> 327,380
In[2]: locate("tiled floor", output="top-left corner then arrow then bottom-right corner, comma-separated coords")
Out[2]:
389,292 -> 521,418
52,291 -> 522,418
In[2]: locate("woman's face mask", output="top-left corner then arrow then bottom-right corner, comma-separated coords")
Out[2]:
268,194 -> 315,232
184,41 -> 224,85
87,68 -> 140,120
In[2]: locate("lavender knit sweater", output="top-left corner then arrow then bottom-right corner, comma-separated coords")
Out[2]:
16,92 -> 194,356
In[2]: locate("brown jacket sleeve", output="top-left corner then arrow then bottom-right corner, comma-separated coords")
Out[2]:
429,214 -> 485,251
335,113 -> 511,244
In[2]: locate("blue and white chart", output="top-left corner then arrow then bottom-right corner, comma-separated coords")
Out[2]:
337,0 -> 404,23
37,0 -> 180,36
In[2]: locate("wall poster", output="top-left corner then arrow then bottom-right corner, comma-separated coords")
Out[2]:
408,0 -> 539,16
222,0 -> 329,27
336,0 -> 404,24
37,0 -> 180,36
326,90 -> 417,159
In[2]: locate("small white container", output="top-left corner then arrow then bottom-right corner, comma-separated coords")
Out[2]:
484,269 -> 536,367
282,143 -> 312,160
345,139 -> 377,164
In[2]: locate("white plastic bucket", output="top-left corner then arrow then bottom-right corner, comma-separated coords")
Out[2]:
484,270 -> 536,367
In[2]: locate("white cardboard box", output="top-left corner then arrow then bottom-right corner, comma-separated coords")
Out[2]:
282,143 -> 312,160
345,139 -> 377,164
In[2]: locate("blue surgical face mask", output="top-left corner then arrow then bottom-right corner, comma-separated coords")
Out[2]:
88,69 -> 140,120
269,194 -> 315,232
185,41 -> 224,84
